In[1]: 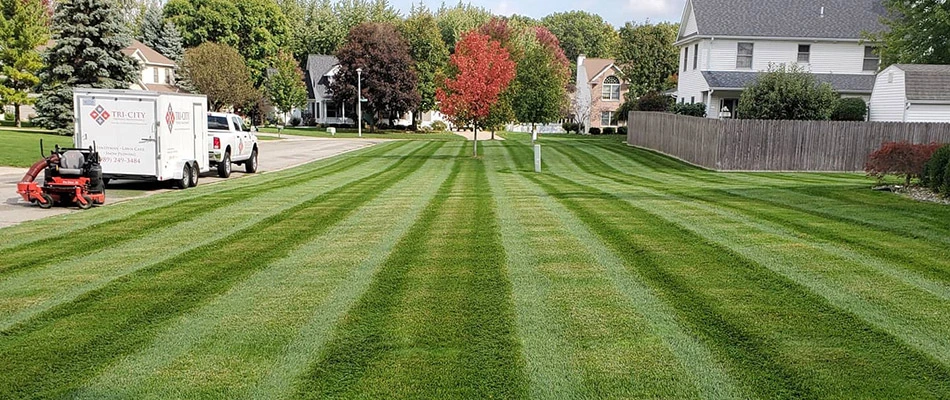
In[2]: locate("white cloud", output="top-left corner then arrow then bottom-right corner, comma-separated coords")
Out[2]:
622,0 -> 685,22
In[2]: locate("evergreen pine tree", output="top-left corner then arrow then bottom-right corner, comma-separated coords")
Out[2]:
0,0 -> 50,127
34,0 -> 140,134
139,4 -> 183,62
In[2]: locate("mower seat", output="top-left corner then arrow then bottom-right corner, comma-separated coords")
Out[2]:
58,150 -> 85,176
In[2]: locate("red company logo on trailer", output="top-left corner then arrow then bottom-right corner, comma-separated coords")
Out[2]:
89,105 -> 111,125
165,104 -> 176,133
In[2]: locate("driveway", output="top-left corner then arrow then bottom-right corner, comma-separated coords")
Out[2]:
0,135 -> 383,228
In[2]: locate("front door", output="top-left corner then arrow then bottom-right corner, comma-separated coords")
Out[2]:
720,98 -> 740,119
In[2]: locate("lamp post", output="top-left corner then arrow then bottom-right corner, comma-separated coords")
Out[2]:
356,68 -> 363,138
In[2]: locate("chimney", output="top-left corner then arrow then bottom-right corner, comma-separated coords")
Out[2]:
577,54 -> 586,67
820,6 -> 825,17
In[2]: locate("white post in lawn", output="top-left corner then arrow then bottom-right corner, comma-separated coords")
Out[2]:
356,68 -> 363,138
534,143 -> 541,173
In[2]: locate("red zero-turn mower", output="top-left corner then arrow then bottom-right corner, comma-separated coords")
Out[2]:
17,141 -> 106,209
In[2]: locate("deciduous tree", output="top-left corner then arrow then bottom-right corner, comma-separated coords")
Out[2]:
436,1 -> 491,51
180,42 -> 259,112
616,21 -> 679,99
0,0 -> 49,127
540,11 -> 619,67
34,0 -> 140,135
399,3 -> 449,129
330,22 -> 419,130
437,32 -> 515,156
736,64 -> 838,121
266,50 -> 308,124
164,0 -> 288,85
513,26 -> 570,141
871,0 -> 950,67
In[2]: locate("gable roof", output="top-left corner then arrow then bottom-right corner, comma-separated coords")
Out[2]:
893,64 -> 950,102
702,71 -> 875,93
583,58 -> 620,84
682,0 -> 886,40
122,40 -> 176,67
306,55 -> 339,100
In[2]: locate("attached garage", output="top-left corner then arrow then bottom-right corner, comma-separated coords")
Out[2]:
870,64 -> 950,123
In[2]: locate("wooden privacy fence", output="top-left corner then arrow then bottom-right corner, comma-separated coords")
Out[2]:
626,112 -> 950,171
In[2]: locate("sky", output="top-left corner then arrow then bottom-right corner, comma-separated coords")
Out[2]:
389,0 -> 688,28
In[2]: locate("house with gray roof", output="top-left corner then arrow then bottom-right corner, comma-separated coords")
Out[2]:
675,0 -> 887,119
305,54 -> 353,125
870,64 -> 950,123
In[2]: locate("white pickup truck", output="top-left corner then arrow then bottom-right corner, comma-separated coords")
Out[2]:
208,112 -> 259,178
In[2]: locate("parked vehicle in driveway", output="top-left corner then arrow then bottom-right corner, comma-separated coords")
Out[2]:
207,112 -> 259,178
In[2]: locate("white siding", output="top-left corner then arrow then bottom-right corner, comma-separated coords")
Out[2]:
869,65 -> 907,122
707,39 -> 869,74
906,104 -> 950,123
676,41 -> 710,105
683,9 -> 698,37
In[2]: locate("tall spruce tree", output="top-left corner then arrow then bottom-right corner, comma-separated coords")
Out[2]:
139,4 -> 183,62
0,0 -> 49,127
34,0 -> 140,134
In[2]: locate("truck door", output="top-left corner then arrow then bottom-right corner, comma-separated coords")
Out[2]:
76,95 -> 159,177
232,115 -> 250,158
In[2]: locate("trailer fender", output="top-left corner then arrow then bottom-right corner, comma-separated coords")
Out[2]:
170,159 -> 197,180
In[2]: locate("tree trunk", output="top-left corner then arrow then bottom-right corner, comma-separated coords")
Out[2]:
531,123 -> 537,142
14,104 -> 21,128
412,108 -> 420,131
491,130 -> 495,140
473,124 -> 478,157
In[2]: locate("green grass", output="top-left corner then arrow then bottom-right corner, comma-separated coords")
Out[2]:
258,126 -> 465,141
0,136 -> 948,399
0,129 -> 71,167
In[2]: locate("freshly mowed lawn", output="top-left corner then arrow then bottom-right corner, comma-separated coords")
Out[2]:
0,129 -> 72,167
0,137 -> 947,399
258,126 -> 465,141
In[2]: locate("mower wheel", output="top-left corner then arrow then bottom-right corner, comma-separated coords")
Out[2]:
77,196 -> 93,210
176,164 -> 191,189
38,193 -> 54,209
217,152 -> 231,178
245,148 -> 259,173
188,162 -> 199,187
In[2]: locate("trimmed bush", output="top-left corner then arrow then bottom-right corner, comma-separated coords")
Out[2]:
562,122 -> 579,133
429,121 -> 448,132
922,145 -> 950,191
832,98 -> 868,121
289,116 -> 302,127
602,127 -> 616,135
618,126 -> 628,135
635,91 -> 673,112
865,142 -> 942,185
671,102 -> 707,117
737,64 -> 838,120
588,127 -> 601,135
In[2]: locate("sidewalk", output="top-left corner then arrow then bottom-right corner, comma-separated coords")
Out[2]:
453,130 -> 505,141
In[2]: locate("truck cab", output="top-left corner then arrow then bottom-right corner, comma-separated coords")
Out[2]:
208,112 -> 259,178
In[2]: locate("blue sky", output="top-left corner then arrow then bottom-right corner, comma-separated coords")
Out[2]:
389,0 -> 688,27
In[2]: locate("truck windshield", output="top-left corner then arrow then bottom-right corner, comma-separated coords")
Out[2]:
208,116 -> 229,130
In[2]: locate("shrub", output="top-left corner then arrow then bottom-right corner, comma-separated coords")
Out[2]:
635,91 -> 673,112
429,121 -> 448,132
832,98 -> 867,121
737,64 -> 838,120
922,145 -> 950,193
289,116 -> 302,127
618,126 -> 628,135
865,141 -> 941,185
588,127 -> 601,135
671,102 -> 707,117
602,127 -> 616,135
562,122 -> 579,133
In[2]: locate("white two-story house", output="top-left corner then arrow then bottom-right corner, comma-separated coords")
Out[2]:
675,0 -> 886,118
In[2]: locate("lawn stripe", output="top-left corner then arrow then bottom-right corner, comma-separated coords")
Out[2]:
294,151 -> 529,399
550,142 -> 950,366
0,140 -> 403,252
0,142 -> 421,331
533,143 -> 950,397
499,141 -> 745,399
74,142 -> 465,399
0,142 -> 442,399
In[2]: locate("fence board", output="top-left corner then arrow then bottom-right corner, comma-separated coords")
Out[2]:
627,112 -> 950,171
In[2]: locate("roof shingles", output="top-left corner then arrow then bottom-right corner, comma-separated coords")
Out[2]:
895,64 -> 950,102
689,0 -> 886,39
701,70 -> 875,93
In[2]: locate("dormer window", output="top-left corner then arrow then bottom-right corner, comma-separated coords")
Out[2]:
602,76 -> 621,100
798,45 -> 810,63
736,42 -> 754,69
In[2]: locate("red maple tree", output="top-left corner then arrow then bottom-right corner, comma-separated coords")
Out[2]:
437,32 -> 515,156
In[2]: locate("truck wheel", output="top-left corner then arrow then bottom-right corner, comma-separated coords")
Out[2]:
245,149 -> 258,173
38,193 -> 54,209
217,152 -> 231,178
188,162 -> 199,187
177,164 -> 191,189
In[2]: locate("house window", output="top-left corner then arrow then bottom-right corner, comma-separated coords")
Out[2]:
693,44 -> 699,70
165,68 -> 173,84
736,42 -> 754,69
691,96 -> 695,103
602,76 -> 621,100
863,46 -> 880,71
798,44 -> 810,63
683,47 -> 689,72
600,111 -> 614,126
152,68 -> 159,83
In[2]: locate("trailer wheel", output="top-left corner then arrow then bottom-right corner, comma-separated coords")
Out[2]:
77,196 -> 94,210
245,148 -> 258,173
176,164 -> 191,189
217,152 -> 232,178
38,193 -> 54,209
188,162 -> 199,187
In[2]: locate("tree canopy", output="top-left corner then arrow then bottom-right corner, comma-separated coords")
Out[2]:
34,0 -> 140,134
0,0 -> 49,127
871,0 -> 950,67
736,65 -> 838,121
436,1 -> 491,51
330,22 -> 419,130
616,21 -> 679,99
180,42 -> 260,112
399,3 -> 449,124
512,26 -> 570,136
540,11 -> 619,66
139,4 -> 184,63
266,50 -> 308,123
